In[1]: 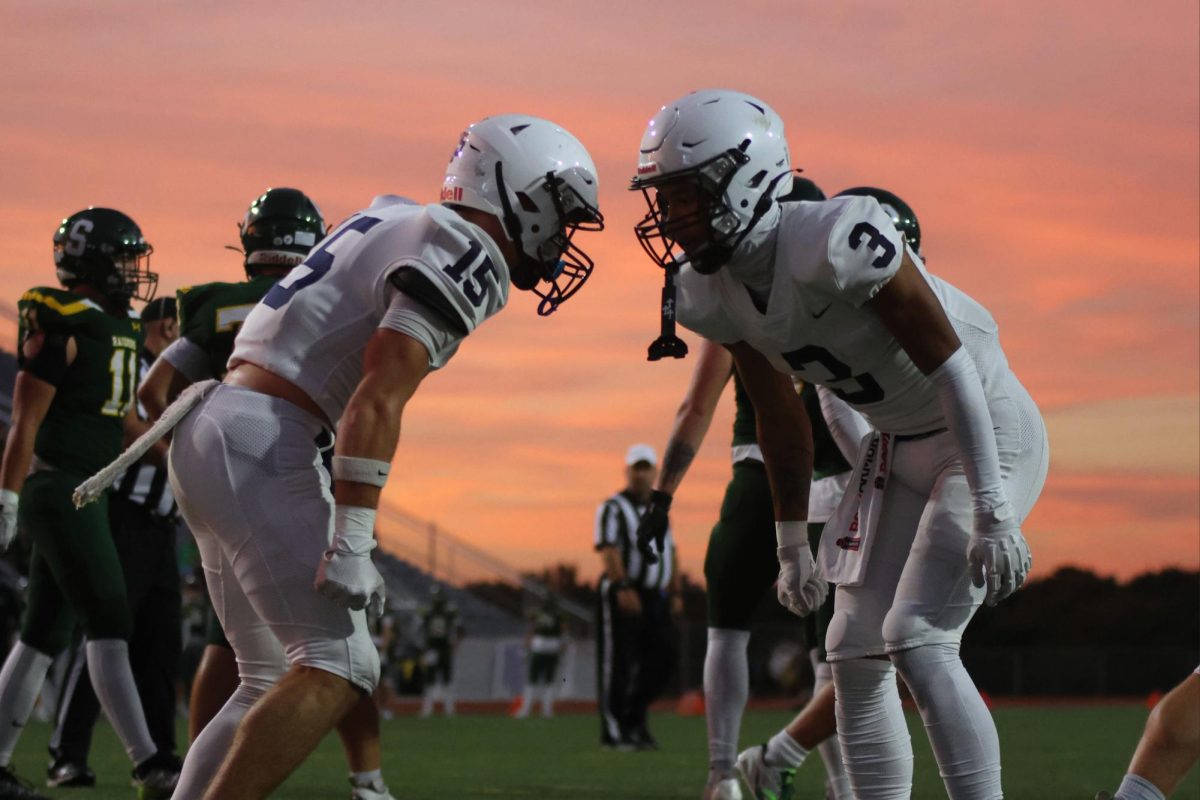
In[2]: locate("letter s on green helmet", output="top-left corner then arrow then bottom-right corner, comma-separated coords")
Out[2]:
53,207 -> 156,303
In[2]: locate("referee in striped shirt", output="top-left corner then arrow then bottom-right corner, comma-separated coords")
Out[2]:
595,444 -> 683,751
48,297 -> 183,786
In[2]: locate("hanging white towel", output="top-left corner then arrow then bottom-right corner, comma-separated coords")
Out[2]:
817,430 -> 895,586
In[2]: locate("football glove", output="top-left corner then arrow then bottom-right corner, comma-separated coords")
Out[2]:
776,544 -> 828,617
315,506 -> 386,615
967,505 -> 1031,606
635,489 -> 673,564
0,490 -> 17,553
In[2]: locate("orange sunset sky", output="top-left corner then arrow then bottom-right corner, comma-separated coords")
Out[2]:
1,2 -> 1196,582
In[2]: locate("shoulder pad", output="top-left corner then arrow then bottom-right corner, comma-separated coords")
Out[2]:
386,206 -> 510,335
779,197 -> 903,307
176,281 -> 242,339
18,287 -> 102,334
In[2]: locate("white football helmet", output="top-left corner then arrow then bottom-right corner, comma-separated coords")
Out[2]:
630,89 -> 793,274
443,114 -> 603,314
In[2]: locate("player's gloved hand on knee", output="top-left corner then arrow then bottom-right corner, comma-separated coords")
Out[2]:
315,506 -> 387,615
635,490 -> 673,564
774,522 -> 826,616
0,490 -> 17,552
967,503 -> 1031,606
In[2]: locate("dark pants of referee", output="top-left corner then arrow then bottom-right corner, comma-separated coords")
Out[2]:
51,495 -> 182,763
596,582 -> 676,746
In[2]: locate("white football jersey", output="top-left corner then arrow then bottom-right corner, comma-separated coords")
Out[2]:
232,195 -> 510,424
677,195 -> 1015,435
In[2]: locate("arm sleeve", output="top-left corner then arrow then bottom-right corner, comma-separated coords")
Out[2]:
378,285 -> 465,370
817,385 -> 873,464
160,337 -> 212,383
929,346 -> 1011,526
593,501 -> 620,550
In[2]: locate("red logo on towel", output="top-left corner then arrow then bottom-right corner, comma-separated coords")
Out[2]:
836,537 -> 862,551
848,512 -> 860,533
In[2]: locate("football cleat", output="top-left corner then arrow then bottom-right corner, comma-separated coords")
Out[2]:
45,754 -> 95,788
349,776 -> 396,800
131,751 -> 180,800
702,775 -> 744,800
736,744 -> 797,800
0,765 -> 50,800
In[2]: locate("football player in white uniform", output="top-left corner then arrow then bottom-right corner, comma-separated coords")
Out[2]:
76,114 -> 603,800
630,89 -> 1048,800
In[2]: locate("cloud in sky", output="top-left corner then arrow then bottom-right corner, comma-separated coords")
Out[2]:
0,1 -> 1196,580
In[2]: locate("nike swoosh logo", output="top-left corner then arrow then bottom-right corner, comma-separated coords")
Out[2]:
811,303 -> 832,319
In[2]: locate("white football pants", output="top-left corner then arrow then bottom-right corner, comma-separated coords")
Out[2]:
169,385 -> 380,694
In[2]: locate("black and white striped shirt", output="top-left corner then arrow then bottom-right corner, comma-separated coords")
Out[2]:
111,352 -> 176,519
593,490 -> 674,592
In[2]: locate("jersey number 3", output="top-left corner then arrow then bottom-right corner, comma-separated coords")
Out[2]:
262,216 -> 383,309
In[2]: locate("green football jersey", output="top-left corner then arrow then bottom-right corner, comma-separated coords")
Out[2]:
420,604 -> 459,647
17,287 -> 143,476
730,373 -> 850,479
176,274 -> 277,380
531,607 -> 564,639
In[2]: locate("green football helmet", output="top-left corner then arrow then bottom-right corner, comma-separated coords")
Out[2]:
835,186 -> 921,256
238,188 -> 326,275
779,176 -> 826,203
53,207 -> 156,303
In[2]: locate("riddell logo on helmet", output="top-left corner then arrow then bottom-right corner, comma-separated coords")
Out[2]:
441,185 -> 464,202
637,163 -> 658,175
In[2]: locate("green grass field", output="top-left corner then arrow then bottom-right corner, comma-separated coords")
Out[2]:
8,704 -> 1198,799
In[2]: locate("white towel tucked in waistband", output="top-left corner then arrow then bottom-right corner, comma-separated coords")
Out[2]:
73,379 -> 219,509
817,431 -> 895,586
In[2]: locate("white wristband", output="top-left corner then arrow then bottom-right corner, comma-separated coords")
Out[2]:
331,456 -> 390,487
0,489 -> 18,509
776,521 -> 807,548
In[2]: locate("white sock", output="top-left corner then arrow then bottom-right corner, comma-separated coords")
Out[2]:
812,657 -> 853,799
85,639 -> 156,765
765,728 -> 808,769
892,644 -> 1000,799
421,688 -> 434,717
351,768 -> 386,790
833,658 -> 913,799
704,627 -> 751,777
172,683 -> 265,800
539,686 -> 554,718
0,642 -> 52,766
516,689 -> 533,717
444,685 -> 455,716
1114,774 -> 1166,800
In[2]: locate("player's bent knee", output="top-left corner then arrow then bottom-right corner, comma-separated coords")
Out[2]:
881,606 -> 963,653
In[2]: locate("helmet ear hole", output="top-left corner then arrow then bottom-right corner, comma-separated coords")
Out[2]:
516,192 -> 540,213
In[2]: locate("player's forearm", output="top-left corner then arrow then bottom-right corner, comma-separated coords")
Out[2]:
655,410 -> 710,494
656,339 -> 733,494
1,373 -> 56,493
757,411 -> 814,522
334,392 -> 405,509
929,347 -> 1009,518
0,422 -> 38,494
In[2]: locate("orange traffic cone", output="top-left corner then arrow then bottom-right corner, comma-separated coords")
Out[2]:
677,690 -> 705,716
